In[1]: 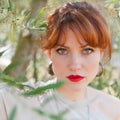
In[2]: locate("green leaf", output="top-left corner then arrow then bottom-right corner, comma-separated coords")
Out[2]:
38,21 -> 47,31
0,73 -> 22,89
8,106 -> 17,120
30,7 -> 46,25
33,54 -> 38,82
39,21 -> 47,28
10,23 -> 15,42
34,108 -> 68,120
0,49 -> 7,57
3,58 -> 27,74
0,73 -> 33,90
7,0 -> 12,11
23,81 -> 64,96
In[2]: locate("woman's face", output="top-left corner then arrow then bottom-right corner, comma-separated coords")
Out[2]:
47,29 -> 104,87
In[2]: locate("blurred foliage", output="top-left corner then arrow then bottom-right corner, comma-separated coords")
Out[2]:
90,65 -> 120,98
34,108 -> 67,120
0,0 -> 120,96
0,0 -> 120,119
8,106 -> 17,120
0,0 -> 30,44
104,0 -> 120,52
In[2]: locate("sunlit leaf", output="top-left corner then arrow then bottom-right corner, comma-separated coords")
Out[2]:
30,7 -> 46,26
10,23 -> 15,42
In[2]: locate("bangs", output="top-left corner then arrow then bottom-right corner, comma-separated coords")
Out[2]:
56,21 -> 99,47
45,11 -> 109,49
43,1 -> 110,51
42,1 -> 112,64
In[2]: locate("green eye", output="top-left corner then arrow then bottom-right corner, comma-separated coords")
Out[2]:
82,48 -> 94,55
56,48 -> 68,55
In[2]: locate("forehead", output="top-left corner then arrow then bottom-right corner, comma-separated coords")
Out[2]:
57,25 -> 88,46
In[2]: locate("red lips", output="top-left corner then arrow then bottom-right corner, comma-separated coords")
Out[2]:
67,75 -> 84,82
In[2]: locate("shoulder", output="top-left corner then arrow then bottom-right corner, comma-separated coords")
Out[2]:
0,86 -> 22,114
88,86 -> 120,119
0,85 -> 19,120
88,86 -> 120,107
0,84 -> 44,120
0,84 -> 41,107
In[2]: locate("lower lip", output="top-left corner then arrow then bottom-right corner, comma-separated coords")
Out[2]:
67,76 -> 84,82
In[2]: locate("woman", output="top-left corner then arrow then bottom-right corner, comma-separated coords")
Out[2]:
40,1 -> 120,120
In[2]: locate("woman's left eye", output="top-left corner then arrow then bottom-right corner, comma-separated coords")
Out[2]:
82,48 -> 94,55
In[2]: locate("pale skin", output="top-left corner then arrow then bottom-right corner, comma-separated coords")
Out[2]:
46,28 -> 104,101
46,28 -> 120,119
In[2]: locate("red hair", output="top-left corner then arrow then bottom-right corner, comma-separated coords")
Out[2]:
42,2 -> 112,64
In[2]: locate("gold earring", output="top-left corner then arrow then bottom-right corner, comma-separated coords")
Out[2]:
48,63 -> 54,75
96,62 -> 104,77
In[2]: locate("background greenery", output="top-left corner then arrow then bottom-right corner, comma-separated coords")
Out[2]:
0,0 -> 120,98
0,0 -> 120,119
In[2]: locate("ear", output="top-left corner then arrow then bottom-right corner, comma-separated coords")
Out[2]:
100,49 -> 104,60
45,50 -> 51,59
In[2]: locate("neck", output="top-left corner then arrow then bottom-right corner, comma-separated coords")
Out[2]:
56,83 -> 87,102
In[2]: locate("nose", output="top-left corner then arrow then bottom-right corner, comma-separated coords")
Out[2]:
69,53 -> 83,72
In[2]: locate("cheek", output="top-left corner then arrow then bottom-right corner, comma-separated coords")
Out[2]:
86,54 -> 101,77
89,61 -> 99,72
51,57 -> 67,77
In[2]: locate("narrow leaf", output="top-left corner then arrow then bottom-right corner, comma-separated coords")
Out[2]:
0,49 -> 7,57
34,108 -> 67,120
38,21 -> 47,31
8,106 -> 17,120
0,73 -> 33,90
10,23 -> 15,42
3,58 -> 27,74
23,81 -> 64,96
7,0 -> 12,11
30,7 -> 45,25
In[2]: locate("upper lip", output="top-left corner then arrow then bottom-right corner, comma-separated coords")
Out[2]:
67,75 -> 84,79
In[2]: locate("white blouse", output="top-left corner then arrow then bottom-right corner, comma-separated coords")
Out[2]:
0,86 -> 42,120
40,89 -> 112,120
0,83 -> 119,120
